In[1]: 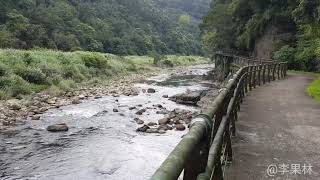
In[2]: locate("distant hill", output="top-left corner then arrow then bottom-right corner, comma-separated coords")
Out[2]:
0,0 -> 211,55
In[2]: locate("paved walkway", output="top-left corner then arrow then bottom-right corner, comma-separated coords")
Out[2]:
225,74 -> 320,180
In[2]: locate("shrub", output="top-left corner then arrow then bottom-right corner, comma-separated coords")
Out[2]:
63,65 -> 86,82
0,75 -> 32,97
23,52 -> 34,64
47,85 -> 63,96
0,63 -> 9,76
162,59 -> 174,67
15,66 -> 47,84
152,54 -> 162,65
273,45 -> 301,70
0,90 -> 8,100
82,53 -> 110,69
58,80 -> 76,91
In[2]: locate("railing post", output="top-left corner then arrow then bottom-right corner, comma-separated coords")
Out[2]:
248,66 -> 252,91
267,64 -> 271,83
184,136 -> 210,180
258,64 -> 261,86
225,123 -> 233,162
281,63 -> 285,78
211,161 -> 224,180
284,63 -> 287,77
245,70 -> 248,93
272,63 -> 276,81
277,63 -> 281,80
262,64 -> 266,84
253,65 -> 257,88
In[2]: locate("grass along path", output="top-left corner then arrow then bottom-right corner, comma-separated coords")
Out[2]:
0,49 -> 210,100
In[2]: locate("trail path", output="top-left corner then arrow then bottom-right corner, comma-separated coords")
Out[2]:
225,74 -> 320,180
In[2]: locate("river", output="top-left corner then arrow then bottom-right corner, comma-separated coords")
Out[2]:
0,64 -> 216,180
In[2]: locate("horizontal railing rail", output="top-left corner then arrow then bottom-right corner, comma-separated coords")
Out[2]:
150,53 -> 287,180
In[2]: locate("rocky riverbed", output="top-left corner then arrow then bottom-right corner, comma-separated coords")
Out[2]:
0,64 -> 220,180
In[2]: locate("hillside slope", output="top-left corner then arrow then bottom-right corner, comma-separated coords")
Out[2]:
0,0 -> 210,55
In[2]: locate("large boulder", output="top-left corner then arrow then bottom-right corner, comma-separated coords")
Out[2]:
169,90 -> 207,105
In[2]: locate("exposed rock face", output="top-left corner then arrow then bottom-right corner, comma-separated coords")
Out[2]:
253,25 -> 295,60
47,123 -> 69,132
169,90 -> 207,105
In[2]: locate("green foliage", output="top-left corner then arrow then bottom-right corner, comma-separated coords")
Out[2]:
308,78 -> 320,102
0,63 -> 9,76
0,75 -> 32,97
0,49 -> 209,99
202,0 -> 320,72
0,0 -> 211,55
57,80 -> 76,92
14,65 -> 47,84
273,45 -> 301,70
82,54 -> 110,69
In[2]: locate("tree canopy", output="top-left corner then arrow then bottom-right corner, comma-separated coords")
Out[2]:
0,0 -> 211,56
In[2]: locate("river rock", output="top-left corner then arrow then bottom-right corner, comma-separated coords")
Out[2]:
175,124 -> 186,131
31,116 -> 41,120
158,124 -> 172,131
47,123 -> 69,132
146,128 -> 159,133
134,118 -> 144,124
153,104 -> 163,108
147,88 -> 156,93
129,107 -> 136,110
7,100 -> 22,110
169,90 -> 207,105
113,109 -> 119,112
136,125 -> 150,132
94,95 -> 102,99
147,122 -> 157,126
158,117 -> 169,125
156,110 -> 170,115
78,94 -> 86,100
72,98 -> 81,104
158,129 -> 166,134
46,98 -> 56,105
136,108 -> 146,115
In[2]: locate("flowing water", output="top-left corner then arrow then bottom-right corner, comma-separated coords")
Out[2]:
0,64 -> 215,180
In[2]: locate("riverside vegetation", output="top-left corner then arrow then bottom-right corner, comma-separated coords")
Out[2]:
0,49 -> 210,100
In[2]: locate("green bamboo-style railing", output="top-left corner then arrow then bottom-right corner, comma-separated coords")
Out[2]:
150,53 -> 288,180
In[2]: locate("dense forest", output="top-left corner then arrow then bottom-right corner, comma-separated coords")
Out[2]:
0,0 -> 211,55
202,0 -> 320,72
